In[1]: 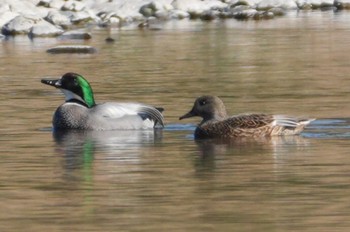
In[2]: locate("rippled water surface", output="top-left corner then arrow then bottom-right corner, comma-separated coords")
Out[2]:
2,11 -> 350,231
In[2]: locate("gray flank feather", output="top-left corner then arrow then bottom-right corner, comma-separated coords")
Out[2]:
137,106 -> 164,127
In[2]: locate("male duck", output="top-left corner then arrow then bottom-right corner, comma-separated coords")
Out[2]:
179,95 -> 313,139
41,72 -> 164,130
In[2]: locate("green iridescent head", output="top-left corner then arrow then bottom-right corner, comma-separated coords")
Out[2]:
41,72 -> 96,108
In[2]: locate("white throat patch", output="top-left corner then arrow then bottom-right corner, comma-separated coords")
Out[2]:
61,89 -> 85,103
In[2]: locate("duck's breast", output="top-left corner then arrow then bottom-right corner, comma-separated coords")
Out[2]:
53,102 -> 89,129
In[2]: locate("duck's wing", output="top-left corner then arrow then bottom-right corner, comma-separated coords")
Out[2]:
196,114 -> 273,139
224,114 -> 274,128
223,114 -> 314,136
92,103 -> 164,129
198,114 -> 313,138
225,114 -> 313,129
271,115 -> 314,135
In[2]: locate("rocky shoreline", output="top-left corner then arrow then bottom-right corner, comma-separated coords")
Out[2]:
0,0 -> 350,39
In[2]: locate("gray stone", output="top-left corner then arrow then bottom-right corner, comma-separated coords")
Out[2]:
233,8 -> 257,19
29,20 -> 63,37
231,5 -> 253,13
59,29 -> 92,40
139,1 -> 174,18
200,10 -> 218,20
139,3 -> 157,17
226,0 -> 261,7
296,0 -> 333,9
335,0 -> 350,9
253,10 -> 274,20
47,45 -> 97,54
37,0 -> 52,8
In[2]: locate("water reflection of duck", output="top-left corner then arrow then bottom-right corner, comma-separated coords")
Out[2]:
193,135 -> 311,172
53,129 -> 162,168
180,96 -> 314,139
54,129 -> 163,154
41,72 -> 164,130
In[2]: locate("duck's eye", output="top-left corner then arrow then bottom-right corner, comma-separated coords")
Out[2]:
199,100 -> 206,106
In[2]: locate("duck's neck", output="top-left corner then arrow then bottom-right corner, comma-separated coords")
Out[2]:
67,99 -> 89,108
200,113 -> 227,125
61,89 -> 95,108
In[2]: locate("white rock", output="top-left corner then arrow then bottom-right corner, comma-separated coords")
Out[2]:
3,0 -> 48,18
62,0 -> 86,12
27,0 -> 42,5
85,1 -> 146,21
29,20 -> 63,37
45,10 -> 71,27
296,0 -> 334,7
49,0 -> 65,10
62,10 -> 94,24
169,9 -> 190,19
256,0 -> 298,9
172,0 -> 227,14
152,0 -> 174,11
2,15 -> 39,35
109,16 -> 120,24
0,11 -> 19,29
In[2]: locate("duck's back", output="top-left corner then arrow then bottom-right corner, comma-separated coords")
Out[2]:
195,114 -> 272,139
195,114 -> 311,139
89,102 -> 162,130
53,102 -> 163,130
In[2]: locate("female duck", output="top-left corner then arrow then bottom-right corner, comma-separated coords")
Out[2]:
41,72 -> 164,130
179,95 -> 313,139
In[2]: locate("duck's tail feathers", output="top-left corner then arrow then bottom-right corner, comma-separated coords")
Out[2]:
138,106 -> 164,128
272,115 -> 315,135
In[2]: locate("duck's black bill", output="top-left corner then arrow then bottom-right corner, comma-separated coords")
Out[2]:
179,111 -> 195,120
41,79 -> 61,88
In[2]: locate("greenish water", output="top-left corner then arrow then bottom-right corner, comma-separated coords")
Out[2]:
1,11 -> 350,232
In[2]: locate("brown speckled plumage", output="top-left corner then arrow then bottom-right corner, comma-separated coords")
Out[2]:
179,96 -> 314,139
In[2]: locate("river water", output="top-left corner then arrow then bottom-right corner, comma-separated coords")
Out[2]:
1,10 -> 350,231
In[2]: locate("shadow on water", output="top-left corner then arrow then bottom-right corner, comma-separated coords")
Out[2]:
303,118 -> 350,139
